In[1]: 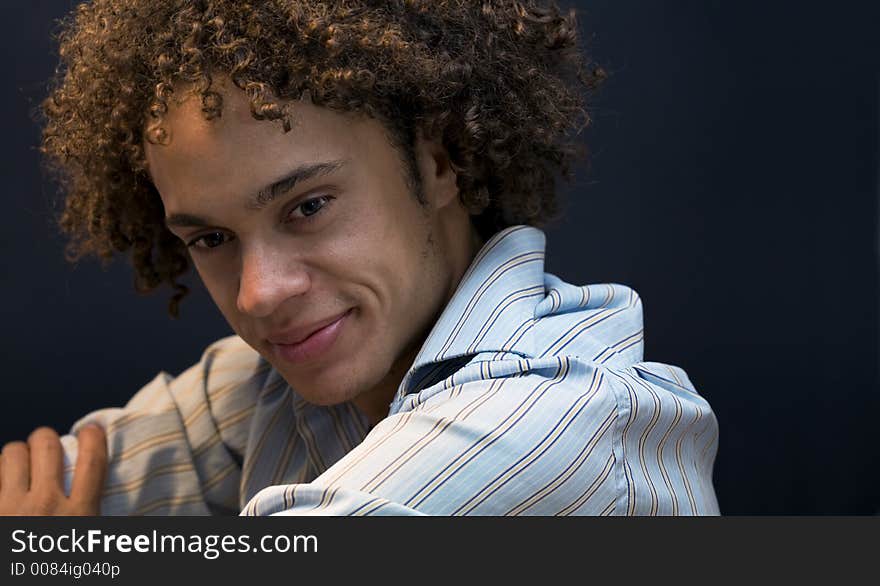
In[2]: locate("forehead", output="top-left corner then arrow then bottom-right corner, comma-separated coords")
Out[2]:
146,84 -> 359,164
143,82 -> 380,210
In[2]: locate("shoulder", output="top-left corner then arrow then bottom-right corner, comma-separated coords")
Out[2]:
143,335 -> 277,411
187,334 -> 270,384
200,334 -> 264,369
393,353 -> 719,515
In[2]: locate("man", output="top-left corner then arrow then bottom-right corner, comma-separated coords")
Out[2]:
0,0 -> 719,515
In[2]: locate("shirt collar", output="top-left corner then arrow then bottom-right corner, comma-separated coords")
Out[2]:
393,225 -> 547,402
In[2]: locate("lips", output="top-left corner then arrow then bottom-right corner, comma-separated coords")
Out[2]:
267,310 -> 351,345
268,309 -> 352,364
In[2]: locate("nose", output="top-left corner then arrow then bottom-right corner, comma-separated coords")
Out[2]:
236,245 -> 310,318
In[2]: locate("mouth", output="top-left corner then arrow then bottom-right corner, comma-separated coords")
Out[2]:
270,309 -> 352,364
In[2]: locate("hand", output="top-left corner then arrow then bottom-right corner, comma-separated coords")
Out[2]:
0,425 -> 107,516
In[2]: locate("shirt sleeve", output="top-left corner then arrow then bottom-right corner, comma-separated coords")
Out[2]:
240,357 -> 720,516
59,335 -> 270,515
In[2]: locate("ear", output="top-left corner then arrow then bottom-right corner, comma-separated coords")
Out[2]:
414,128 -> 459,210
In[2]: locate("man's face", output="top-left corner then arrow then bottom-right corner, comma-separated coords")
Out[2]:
144,82 -> 475,419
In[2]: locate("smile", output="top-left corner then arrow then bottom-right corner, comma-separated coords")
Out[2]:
271,309 -> 352,364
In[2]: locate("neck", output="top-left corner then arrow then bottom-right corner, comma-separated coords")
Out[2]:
352,341 -> 421,426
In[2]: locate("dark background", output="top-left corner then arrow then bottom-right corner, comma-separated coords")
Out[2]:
2,1 -> 877,514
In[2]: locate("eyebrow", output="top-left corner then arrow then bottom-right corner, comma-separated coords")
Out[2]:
164,158 -> 348,229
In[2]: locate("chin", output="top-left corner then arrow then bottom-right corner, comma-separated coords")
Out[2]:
291,380 -> 362,407
275,361 -> 363,407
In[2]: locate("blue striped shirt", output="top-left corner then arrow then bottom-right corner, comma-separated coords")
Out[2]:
61,225 -> 720,515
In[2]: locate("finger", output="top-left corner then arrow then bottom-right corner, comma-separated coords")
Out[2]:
70,425 -> 107,509
0,441 -> 30,494
28,427 -> 64,491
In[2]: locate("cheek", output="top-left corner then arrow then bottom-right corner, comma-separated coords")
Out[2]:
194,264 -> 243,324
354,242 -> 418,309
373,244 -> 442,333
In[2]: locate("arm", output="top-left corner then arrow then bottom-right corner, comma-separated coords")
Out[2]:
243,360 -> 624,516
2,335 -> 269,515
242,359 -> 720,516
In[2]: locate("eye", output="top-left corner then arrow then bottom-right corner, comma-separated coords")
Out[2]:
288,195 -> 334,221
186,231 -> 234,251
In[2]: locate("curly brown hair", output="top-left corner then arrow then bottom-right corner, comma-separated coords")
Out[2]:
40,0 -> 605,317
